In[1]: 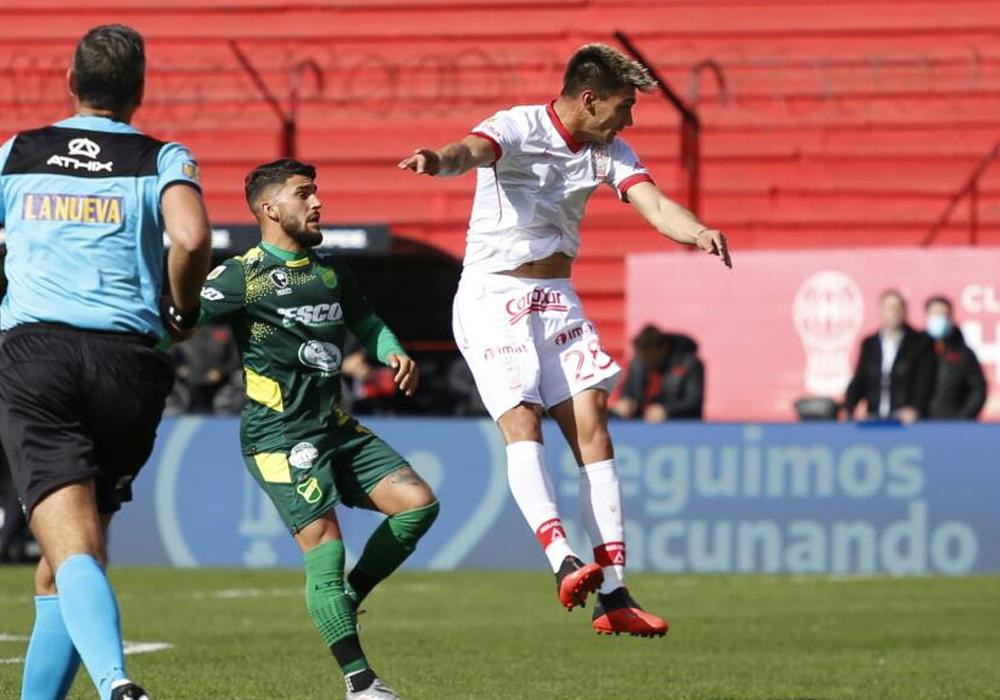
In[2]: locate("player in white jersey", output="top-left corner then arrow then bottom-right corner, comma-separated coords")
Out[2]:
400,44 -> 731,637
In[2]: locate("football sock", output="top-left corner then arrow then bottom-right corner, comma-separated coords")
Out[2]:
506,441 -> 575,572
54,555 -> 127,700
347,500 -> 439,604
304,540 -> 373,690
21,595 -> 80,700
580,459 -> 627,594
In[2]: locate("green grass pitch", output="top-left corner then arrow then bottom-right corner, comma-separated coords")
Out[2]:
1,568 -> 998,699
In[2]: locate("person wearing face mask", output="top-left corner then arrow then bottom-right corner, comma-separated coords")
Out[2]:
923,296 -> 987,419
844,290 -> 935,424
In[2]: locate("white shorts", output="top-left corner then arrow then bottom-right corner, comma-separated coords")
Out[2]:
452,272 -> 621,421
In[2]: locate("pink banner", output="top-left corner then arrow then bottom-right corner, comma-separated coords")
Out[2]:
626,247 -> 1000,420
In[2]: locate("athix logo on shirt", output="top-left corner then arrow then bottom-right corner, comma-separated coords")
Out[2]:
277,303 -> 343,326
22,193 -> 123,224
505,289 -> 567,324
47,137 -> 113,172
68,138 -> 101,159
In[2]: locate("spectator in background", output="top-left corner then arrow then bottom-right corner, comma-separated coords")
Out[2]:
844,289 -> 934,424
340,333 -> 401,415
447,356 -> 489,416
611,324 -> 704,422
923,295 -> 987,419
170,324 -> 241,413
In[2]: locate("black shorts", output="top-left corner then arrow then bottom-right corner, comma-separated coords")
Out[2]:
0,323 -> 174,516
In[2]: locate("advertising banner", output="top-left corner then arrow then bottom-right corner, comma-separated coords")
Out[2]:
108,418 -> 999,576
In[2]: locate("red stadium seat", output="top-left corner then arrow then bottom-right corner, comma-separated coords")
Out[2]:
2,0 -> 996,354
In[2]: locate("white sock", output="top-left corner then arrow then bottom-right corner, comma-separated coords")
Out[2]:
506,441 -> 575,572
580,459 -> 626,594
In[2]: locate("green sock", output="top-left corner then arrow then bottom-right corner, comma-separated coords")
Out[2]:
348,500 -> 440,603
304,540 -> 369,676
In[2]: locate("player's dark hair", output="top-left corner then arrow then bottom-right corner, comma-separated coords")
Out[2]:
879,288 -> 906,306
244,159 -> 317,210
633,324 -> 667,351
925,295 -> 953,312
561,43 -> 656,98
71,24 -> 146,114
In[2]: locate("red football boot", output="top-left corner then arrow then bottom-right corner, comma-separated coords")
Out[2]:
592,587 -> 669,637
555,556 -> 604,611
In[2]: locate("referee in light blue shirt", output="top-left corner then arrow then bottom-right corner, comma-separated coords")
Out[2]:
0,25 -> 211,700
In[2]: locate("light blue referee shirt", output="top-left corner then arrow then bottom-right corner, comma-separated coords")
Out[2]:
0,114 -> 201,336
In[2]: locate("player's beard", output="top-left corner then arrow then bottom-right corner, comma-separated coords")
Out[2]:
280,210 -> 323,248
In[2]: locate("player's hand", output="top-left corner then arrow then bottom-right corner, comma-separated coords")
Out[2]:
387,354 -> 419,397
610,397 -> 637,419
643,404 -> 668,423
896,406 -> 919,426
398,149 -> 442,176
696,229 -> 732,269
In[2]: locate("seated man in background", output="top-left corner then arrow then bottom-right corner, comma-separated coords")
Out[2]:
844,289 -> 934,424
170,323 -> 241,413
923,295 -> 987,419
340,333 -> 400,416
611,324 -> 704,421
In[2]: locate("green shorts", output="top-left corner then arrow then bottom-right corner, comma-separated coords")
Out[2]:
243,420 -> 407,533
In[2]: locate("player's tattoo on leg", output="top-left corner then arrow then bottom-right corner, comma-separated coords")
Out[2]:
387,466 -> 423,486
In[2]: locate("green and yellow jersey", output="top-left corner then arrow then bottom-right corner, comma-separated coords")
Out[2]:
198,241 -> 405,455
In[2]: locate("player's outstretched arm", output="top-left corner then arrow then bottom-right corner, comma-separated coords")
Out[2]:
627,181 -> 732,268
397,135 -> 497,177
162,183 -> 212,331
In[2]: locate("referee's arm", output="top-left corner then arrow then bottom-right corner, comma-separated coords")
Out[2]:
162,183 -> 211,319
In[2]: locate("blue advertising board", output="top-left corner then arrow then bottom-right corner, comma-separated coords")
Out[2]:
109,419 -> 999,575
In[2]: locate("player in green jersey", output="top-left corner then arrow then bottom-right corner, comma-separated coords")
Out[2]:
198,159 -> 438,700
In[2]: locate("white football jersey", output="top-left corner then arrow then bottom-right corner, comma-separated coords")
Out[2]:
463,102 -> 652,273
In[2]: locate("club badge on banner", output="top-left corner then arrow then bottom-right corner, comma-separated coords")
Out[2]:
626,247 -> 1000,420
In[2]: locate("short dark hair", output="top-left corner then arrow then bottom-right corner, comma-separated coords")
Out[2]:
561,43 -> 656,98
244,159 -> 317,211
925,295 -> 953,312
72,25 -> 146,113
633,324 -> 667,351
879,288 -> 906,306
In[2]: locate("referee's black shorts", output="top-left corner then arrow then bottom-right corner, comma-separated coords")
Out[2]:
0,323 -> 174,516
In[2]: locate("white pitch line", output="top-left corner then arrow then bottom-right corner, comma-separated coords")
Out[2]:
0,638 -> 172,665
123,641 -> 173,655
187,587 -> 301,600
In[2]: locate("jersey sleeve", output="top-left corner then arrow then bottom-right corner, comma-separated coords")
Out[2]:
157,141 -> 202,199
0,137 -> 13,226
198,258 -> 246,325
335,262 -> 406,363
469,110 -> 523,165
606,138 -> 654,203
